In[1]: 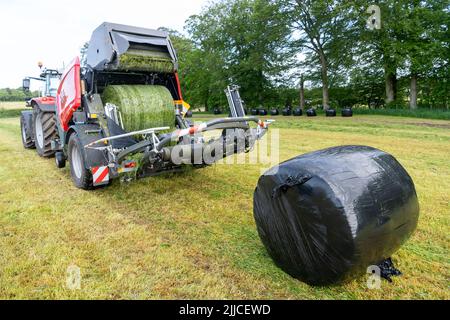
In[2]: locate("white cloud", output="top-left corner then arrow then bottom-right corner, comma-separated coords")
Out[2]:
0,0 -> 207,88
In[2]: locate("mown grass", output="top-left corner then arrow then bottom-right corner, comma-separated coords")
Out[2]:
0,101 -> 27,119
0,112 -> 449,300
350,108 -> 450,121
199,107 -> 450,120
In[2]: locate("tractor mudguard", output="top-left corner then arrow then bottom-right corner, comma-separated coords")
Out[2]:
68,124 -> 109,169
21,110 -> 34,136
31,99 -> 56,113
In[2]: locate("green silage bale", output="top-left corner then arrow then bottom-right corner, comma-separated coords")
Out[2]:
102,85 -> 175,133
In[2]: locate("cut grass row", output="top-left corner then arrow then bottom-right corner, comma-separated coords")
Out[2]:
0,114 -> 449,299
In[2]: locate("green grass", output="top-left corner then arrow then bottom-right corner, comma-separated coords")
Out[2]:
0,113 -> 449,300
350,108 -> 450,121
0,101 -> 27,118
199,107 -> 450,120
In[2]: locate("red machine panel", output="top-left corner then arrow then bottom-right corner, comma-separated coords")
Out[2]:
57,57 -> 81,131
33,96 -> 56,105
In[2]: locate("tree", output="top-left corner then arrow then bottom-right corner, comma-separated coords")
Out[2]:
185,2 -> 231,109
299,74 -> 305,109
283,0 -> 355,110
80,42 -> 89,67
397,0 -> 449,109
186,0 -> 294,109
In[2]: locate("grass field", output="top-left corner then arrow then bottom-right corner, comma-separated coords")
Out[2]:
0,103 -> 449,300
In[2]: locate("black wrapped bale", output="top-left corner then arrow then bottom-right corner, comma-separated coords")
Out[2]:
326,109 -> 337,117
282,108 -> 292,116
293,108 -> 303,116
270,109 -> 280,116
306,108 -> 317,117
251,109 -> 259,116
259,109 -> 268,116
253,146 -> 419,286
213,108 -> 222,115
342,108 -> 353,117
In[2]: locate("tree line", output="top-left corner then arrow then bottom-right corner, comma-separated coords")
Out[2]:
0,88 -> 39,102
168,0 -> 448,111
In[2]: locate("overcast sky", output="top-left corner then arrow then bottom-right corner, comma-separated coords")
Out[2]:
0,0 -> 207,89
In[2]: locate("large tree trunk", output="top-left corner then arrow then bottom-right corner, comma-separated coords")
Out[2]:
385,70 -> 397,104
410,73 -> 418,110
204,89 -> 210,112
319,53 -> 330,110
299,74 -> 305,109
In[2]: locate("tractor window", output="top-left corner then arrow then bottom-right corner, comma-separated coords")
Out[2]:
48,77 -> 60,97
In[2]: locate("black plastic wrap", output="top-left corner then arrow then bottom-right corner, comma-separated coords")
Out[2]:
293,108 -> 303,116
270,109 -> 280,116
342,108 -> 353,117
306,109 -> 317,117
253,146 -> 419,286
259,109 -> 268,116
326,109 -> 337,117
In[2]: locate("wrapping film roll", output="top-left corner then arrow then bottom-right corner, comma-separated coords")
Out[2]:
102,85 -> 175,133
253,145 -> 419,286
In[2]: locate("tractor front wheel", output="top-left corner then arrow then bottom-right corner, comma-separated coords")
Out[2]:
68,133 -> 93,190
33,109 -> 57,157
20,114 -> 35,149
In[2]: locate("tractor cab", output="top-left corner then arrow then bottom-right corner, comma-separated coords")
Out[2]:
23,67 -> 61,99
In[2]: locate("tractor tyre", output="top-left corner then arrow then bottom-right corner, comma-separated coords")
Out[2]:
33,109 -> 57,157
68,133 -> 93,190
20,114 -> 35,149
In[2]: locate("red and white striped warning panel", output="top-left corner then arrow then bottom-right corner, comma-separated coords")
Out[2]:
91,166 -> 109,186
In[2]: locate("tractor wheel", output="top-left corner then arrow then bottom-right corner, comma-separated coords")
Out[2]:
33,109 -> 57,157
68,133 -> 93,190
20,114 -> 35,149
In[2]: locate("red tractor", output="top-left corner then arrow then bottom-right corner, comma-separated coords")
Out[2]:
21,66 -> 61,157
20,22 -> 271,189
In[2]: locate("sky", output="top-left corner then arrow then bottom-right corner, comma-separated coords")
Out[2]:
0,0 -> 208,89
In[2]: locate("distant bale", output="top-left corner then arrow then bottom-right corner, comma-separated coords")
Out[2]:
326,109 -> 337,117
270,109 -> 279,116
306,109 -> 317,117
342,108 -> 353,117
293,108 -> 303,116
